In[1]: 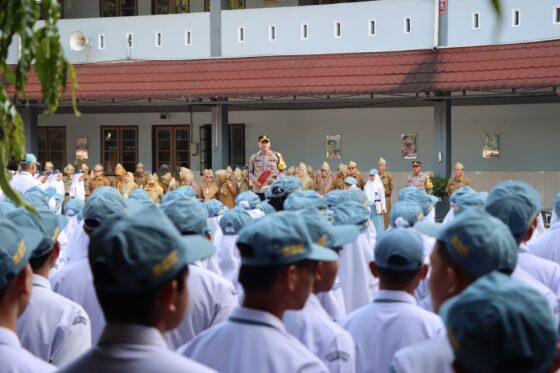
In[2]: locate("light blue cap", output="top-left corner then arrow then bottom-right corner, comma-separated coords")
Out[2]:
22,153 -> 40,165
64,198 -> 85,220
375,227 -> 424,271
162,198 -> 211,236
126,198 -> 144,214
264,186 -> 273,200
128,189 -> 154,206
369,168 -> 378,176
284,190 -> 327,212
235,191 -> 261,209
440,271 -> 557,373
237,211 -> 338,266
344,176 -> 357,186
401,188 -> 438,217
326,189 -> 343,209
299,209 -> 360,249
555,193 -> 560,220
0,201 -> 16,217
21,186 -> 56,210
454,192 -> 488,216
415,207 -> 518,278
174,186 -> 197,199
259,200 -> 276,215
0,217 -> 43,288
398,186 -> 418,201
88,205 -> 215,293
204,199 -> 227,218
269,176 -> 303,198
390,200 -> 424,227
219,207 -> 252,235
450,186 -> 475,205
337,188 -> 369,207
485,180 -> 541,239
333,201 -> 370,233
82,187 -> 127,230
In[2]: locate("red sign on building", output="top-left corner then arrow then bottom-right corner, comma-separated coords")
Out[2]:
440,0 -> 447,13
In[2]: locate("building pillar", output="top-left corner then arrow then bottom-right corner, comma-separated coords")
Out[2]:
210,0 -> 227,57
433,98 -> 452,178
211,104 -> 229,169
21,106 -> 39,156
438,0 -> 448,47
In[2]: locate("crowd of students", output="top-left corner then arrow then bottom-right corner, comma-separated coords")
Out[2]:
1,153 -> 560,372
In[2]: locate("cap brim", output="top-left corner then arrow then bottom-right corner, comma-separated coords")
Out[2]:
17,226 -> 44,256
413,220 -> 443,239
329,224 -> 360,247
56,215 -> 69,231
307,243 -> 339,262
126,198 -> 144,214
181,235 -> 216,263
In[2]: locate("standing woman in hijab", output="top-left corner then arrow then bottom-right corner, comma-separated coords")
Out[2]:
364,168 -> 386,238
295,162 -> 315,190
200,169 -> 219,201
48,170 -> 65,213
315,162 -> 334,196
120,172 -> 138,198
69,173 -> 86,202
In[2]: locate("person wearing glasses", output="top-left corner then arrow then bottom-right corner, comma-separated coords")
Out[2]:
248,135 -> 287,198
88,164 -> 110,195
406,161 -> 433,194
347,161 -> 365,190
446,162 -> 472,196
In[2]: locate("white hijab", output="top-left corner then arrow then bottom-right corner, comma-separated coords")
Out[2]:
70,173 -> 86,201
48,172 -> 65,196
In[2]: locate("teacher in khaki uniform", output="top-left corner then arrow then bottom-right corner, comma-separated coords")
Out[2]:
248,135 -> 286,197
406,161 -> 433,194
446,162 -> 472,196
378,157 -> 393,229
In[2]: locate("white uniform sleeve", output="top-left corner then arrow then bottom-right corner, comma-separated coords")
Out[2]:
210,282 -> 238,327
321,331 -> 356,373
51,308 -> 92,366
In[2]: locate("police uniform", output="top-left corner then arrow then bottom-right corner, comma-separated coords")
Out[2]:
248,139 -> 286,194
379,171 -> 393,228
406,161 -> 432,193
284,293 -> 356,373
17,274 -> 91,366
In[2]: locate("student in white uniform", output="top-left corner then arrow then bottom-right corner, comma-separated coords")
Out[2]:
485,180 -> 560,299
341,228 -> 445,373
58,205 -> 216,373
332,200 -> 378,313
364,168 -> 386,238
337,189 -> 377,246
161,199 -> 238,348
235,191 -> 265,219
180,211 -> 336,372
0,217 -> 56,372
12,209 -> 91,366
440,272 -> 559,373
51,187 -> 128,344
390,208 -> 524,373
9,153 -> 41,194
284,209 -> 359,373
529,193 -> 560,264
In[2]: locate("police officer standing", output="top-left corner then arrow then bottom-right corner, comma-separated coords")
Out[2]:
248,135 -> 286,198
406,161 -> 432,194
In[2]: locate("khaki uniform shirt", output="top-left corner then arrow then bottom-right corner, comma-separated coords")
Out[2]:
219,181 -> 238,209
349,171 -> 365,189
446,176 -> 472,195
88,176 -> 110,194
380,172 -> 393,198
407,172 -> 432,193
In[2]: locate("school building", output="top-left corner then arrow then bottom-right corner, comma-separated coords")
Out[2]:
10,0 -> 560,207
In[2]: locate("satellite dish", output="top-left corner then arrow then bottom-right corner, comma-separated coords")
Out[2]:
69,31 -> 90,52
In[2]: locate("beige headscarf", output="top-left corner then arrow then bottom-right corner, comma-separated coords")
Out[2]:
121,172 -> 137,198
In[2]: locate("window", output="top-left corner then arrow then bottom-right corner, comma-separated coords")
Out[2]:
301,23 -> 309,40
229,124 -> 245,169
152,0 -> 189,14
555,6 -> 560,24
153,126 -> 190,173
404,17 -> 411,33
369,19 -> 376,36
155,31 -> 163,47
238,26 -> 245,42
269,25 -> 276,41
204,0 -> 246,11
98,34 -> 105,49
334,21 -> 341,38
100,0 -> 137,17
126,32 -> 134,49
200,124 -> 212,172
512,9 -> 520,27
472,12 -> 480,30
38,127 -> 66,171
101,126 -> 138,174
185,29 -> 192,46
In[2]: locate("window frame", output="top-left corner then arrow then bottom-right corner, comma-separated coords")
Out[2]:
368,18 -> 376,36
152,125 -> 191,174
100,0 -> 138,17
100,126 -> 139,175
334,21 -> 342,39
512,8 -> 521,27
228,123 -> 245,169
554,6 -> 560,24
301,23 -> 309,40
472,11 -> 480,30
38,127 -> 67,172
152,0 -> 190,15
404,17 -> 412,34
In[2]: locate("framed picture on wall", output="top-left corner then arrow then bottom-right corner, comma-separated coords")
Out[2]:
326,134 -> 341,159
401,134 -> 417,159
482,131 -> 500,159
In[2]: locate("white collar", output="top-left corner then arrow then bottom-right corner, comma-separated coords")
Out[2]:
99,324 -> 168,349
0,327 -> 21,348
32,274 -> 52,291
374,290 -> 417,305
229,307 -> 287,333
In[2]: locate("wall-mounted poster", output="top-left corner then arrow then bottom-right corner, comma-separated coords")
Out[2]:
401,134 -> 417,159
75,137 -> 88,161
482,131 -> 500,159
326,134 -> 341,159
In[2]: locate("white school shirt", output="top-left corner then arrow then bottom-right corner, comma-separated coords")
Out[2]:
180,307 -> 329,373
10,171 -> 41,194
16,275 -> 91,366
215,234 -> 241,285
317,277 -> 347,321
164,264 -> 238,349
0,326 -> 56,373
442,207 -> 455,225
338,232 -> 378,313
284,294 -> 356,373
390,336 -> 453,373
51,258 -> 105,345
529,222 -> 560,264
57,324 -> 215,373
341,290 -> 445,373
364,178 -> 386,211
517,245 -> 560,299
64,221 -> 89,265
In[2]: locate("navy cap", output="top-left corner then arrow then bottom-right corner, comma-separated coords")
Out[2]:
415,207 -> 518,278
485,180 -> 541,239
375,227 -> 424,271
220,207 -> 252,235
390,200 -> 424,228
333,201 -> 370,233
337,189 -> 369,207
326,189 -> 343,209
235,191 -> 261,209
162,198 -> 211,236
128,189 -> 154,206
450,186 -> 475,205
237,211 -> 338,266
269,176 -> 303,198
89,205 -> 215,293
0,218 -> 43,288
454,192 -> 488,216
299,209 -> 360,249
82,187 -> 127,231
440,271 -> 557,373
284,190 -> 327,212
204,199 -> 227,218
259,200 -> 276,215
